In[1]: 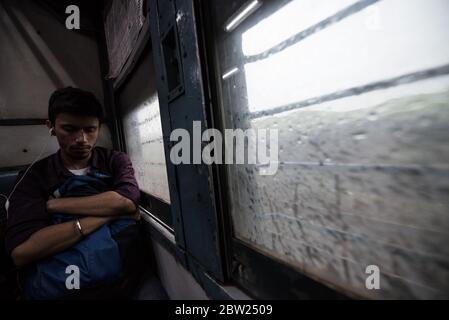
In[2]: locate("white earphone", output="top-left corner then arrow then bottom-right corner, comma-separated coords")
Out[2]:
1,127 -> 55,217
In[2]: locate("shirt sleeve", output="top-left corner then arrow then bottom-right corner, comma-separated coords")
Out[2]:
5,169 -> 50,256
110,152 -> 140,209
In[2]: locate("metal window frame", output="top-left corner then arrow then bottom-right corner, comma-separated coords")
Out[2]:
139,192 -> 173,228
159,23 -> 185,102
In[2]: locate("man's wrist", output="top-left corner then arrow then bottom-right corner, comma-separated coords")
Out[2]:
74,219 -> 85,238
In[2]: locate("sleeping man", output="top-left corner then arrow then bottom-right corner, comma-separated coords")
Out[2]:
5,87 -> 143,299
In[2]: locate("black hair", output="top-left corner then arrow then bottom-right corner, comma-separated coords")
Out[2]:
48,87 -> 104,125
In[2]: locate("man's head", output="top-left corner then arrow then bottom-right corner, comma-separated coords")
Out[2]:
46,87 -> 103,160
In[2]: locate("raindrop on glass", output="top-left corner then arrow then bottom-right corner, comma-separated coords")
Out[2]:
353,133 -> 367,140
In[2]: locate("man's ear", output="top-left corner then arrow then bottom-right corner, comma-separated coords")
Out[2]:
46,120 -> 54,132
46,120 -> 55,136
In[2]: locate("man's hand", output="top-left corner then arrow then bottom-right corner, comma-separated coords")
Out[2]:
129,209 -> 141,221
113,209 -> 141,222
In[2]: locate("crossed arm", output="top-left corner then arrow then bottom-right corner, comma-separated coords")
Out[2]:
46,191 -> 137,217
11,191 -> 139,267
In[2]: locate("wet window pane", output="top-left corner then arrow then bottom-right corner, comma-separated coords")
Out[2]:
211,0 -> 449,299
119,47 -> 171,204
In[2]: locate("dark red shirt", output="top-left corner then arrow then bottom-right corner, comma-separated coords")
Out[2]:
5,147 -> 140,256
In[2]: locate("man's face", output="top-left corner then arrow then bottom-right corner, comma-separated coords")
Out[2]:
52,113 -> 100,160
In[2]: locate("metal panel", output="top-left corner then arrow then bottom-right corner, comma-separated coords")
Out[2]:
103,0 -> 146,79
149,0 -> 225,280
149,0 -> 186,251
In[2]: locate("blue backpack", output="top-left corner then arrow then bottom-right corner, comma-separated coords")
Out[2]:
23,173 -> 137,300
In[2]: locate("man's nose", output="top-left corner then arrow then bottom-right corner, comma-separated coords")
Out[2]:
75,130 -> 87,142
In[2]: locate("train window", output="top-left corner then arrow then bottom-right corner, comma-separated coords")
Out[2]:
209,0 -> 449,298
118,44 -> 173,228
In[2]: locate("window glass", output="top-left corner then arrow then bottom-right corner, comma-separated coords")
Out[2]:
211,0 -> 449,299
119,46 -> 171,205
